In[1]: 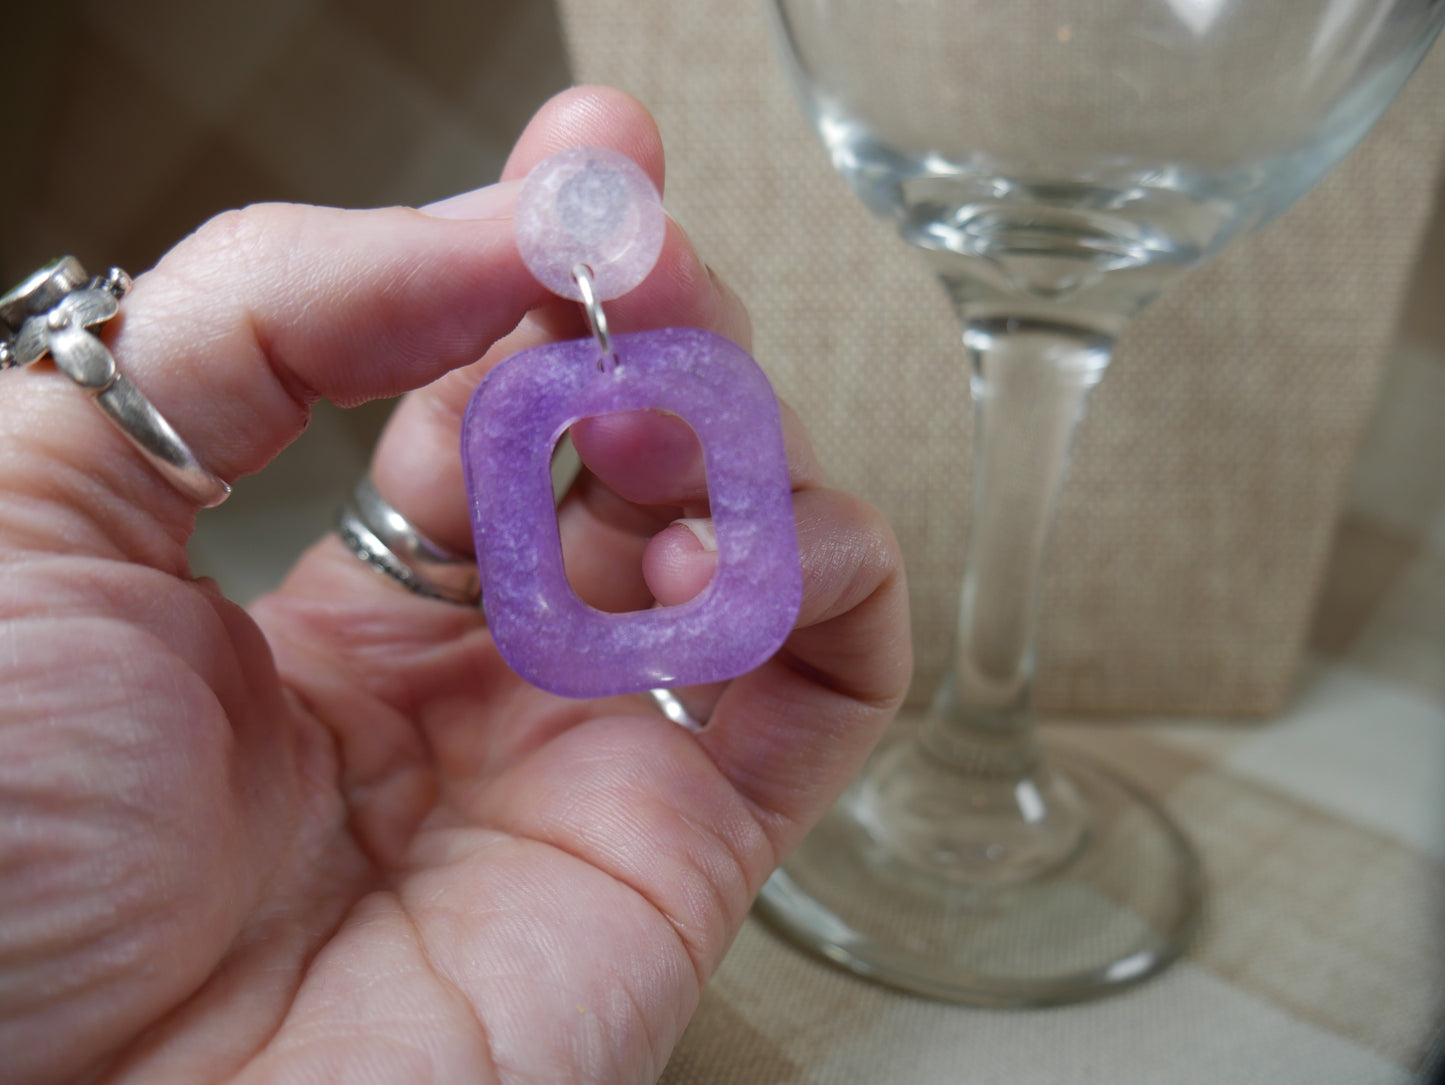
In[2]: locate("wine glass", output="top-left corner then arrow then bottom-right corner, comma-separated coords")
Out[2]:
756,0 -> 1445,1005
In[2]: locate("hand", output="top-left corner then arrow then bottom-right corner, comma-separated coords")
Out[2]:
0,87 -> 910,1085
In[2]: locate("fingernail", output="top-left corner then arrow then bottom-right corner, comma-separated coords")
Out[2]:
673,517 -> 717,552
422,179 -> 521,221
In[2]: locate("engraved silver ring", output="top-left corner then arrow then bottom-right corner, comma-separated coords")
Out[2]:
335,477 -> 482,605
0,256 -> 231,508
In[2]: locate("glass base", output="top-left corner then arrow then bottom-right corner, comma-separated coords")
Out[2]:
755,743 -> 1204,1006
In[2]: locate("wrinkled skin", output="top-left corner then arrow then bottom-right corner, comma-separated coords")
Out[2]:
0,88 -> 910,1084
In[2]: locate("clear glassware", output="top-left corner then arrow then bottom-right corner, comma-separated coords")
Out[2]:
757,0 -> 1445,1005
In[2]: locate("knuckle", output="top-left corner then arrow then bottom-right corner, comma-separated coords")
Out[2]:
167,203 -> 313,291
184,204 -> 276,265
841,490 -> 905,579
803,488 -> 906,611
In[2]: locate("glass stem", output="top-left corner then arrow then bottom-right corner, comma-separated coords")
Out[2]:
920,315 -> 1113,773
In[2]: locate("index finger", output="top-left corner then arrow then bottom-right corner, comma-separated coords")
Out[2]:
368,86 -> 754,556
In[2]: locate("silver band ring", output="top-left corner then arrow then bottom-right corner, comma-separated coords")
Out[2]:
336,477 -> 481,605
0,257 -> 231,508
335,431 -> 586,607
334,447 -> 704,727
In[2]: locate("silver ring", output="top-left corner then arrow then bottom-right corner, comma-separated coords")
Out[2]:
0,257 -> 231,508
335,435 -> 585,606
333,455 -> 704,728
336,477 -> 481,605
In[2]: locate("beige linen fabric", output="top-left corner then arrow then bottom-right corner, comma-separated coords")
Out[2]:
559,0 -> 1445,717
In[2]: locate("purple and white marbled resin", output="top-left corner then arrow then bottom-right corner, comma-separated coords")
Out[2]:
462,328 -> 801,699
513,146 -> 666,302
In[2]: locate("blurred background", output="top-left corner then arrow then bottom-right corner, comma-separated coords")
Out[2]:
1,0 -> 572,600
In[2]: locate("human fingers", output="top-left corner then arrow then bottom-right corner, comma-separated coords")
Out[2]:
569,396 -> 821,508
363,233 -> 752,565
0,210 -> 542,567
557,399 -> 823,614
253,85 -> 755,765
366,90 -> 752,568
0,86 -> 670,571
441,486 -> 908,1013
694,488 -> 911,849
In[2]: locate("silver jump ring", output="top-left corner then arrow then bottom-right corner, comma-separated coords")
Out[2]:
0,257 -> 231,508
336,477 -> 481,605
572,263 -> 616,367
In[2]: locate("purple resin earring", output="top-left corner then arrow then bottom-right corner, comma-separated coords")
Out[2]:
461,147 -> 802,699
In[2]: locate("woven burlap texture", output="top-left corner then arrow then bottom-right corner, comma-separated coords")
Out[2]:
559,1 -> 1445,717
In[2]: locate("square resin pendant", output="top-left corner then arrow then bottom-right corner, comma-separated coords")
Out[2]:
462,327 -> 802,699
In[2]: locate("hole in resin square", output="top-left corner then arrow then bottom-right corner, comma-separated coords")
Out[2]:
557,411 -> 711,615
462,328 -> 801,699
